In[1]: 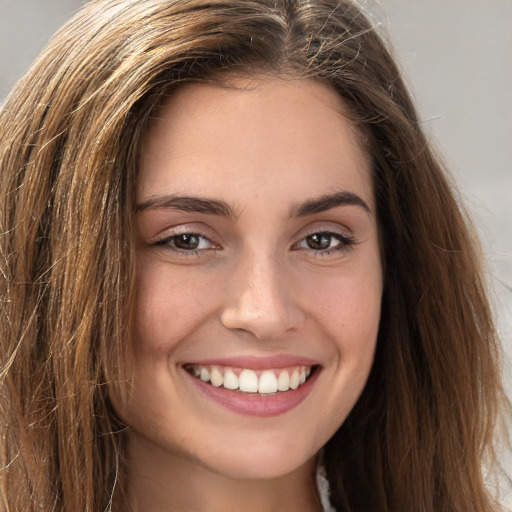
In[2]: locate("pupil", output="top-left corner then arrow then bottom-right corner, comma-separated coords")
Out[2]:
307,233 -> 331,250
175,234 -> 199,250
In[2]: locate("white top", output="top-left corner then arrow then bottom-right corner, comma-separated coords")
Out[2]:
316,465 -> 336,512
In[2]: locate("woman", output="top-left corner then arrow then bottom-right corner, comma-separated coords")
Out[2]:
0,0 -> 508,510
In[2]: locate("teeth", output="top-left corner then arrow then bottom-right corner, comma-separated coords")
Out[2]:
223,369 -> 238,390
188,364 -> 314,394
258,371 -> 278,394
210,367 -> 223,387
239,369 -> 258,392
277,370 -> 290,391
289,369 -> 300,390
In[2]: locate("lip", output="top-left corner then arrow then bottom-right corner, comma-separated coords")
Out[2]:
184,354 -> 319,370
181,357 -> 320,417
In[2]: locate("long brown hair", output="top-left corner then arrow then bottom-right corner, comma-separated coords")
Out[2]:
0,0 -> 508,510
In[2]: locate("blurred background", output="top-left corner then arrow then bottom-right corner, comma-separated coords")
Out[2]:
1,0 -> 511,503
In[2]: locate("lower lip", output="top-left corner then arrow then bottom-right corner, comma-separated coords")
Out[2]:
183,368 -> 320,417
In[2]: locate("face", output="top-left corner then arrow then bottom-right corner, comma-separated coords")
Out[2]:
122,77 -> 382,481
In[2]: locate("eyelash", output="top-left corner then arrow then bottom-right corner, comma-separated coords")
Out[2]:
154,231 -> 217,256
153,229 -> 356,258
292,230 -> 356,256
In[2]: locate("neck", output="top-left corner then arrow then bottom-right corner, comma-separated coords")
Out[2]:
115,434 -> 322,512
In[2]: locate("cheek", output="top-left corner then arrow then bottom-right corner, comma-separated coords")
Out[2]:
301,258 -> 382,352
300,252 -> 381,411
131,259 -> 221,355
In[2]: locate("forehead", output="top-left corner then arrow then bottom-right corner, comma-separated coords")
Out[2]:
138,77 -> 373,212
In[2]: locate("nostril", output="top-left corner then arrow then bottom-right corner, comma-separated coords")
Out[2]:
220,304 -> 303,340
219,262 -> 305,338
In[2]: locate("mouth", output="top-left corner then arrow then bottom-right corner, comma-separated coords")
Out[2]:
183,364 -> 317,395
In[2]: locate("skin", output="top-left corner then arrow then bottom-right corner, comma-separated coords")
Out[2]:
118,77 -> 383,512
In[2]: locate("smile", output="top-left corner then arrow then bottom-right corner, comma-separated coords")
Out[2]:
184,364 -> 313,394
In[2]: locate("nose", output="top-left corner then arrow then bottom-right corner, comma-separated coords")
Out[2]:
220,253 -> 305,340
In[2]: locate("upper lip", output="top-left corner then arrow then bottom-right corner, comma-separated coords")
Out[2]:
181,354 -> 320,370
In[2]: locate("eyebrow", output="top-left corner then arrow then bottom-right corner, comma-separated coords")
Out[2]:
290,191 -> 372,217
136,195 -> 237,217
136,190 -> 371,218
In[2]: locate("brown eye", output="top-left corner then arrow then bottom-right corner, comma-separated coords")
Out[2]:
293,230 -> 356,255
173,233 -> 201,250
305,233 -> 335,250
154,232 -> 215,253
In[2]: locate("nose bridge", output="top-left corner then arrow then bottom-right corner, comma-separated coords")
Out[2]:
220,246 -> 303,339
241,253 -> 281,312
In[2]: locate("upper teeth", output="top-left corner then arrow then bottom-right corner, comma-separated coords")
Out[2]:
187,365 -> 312,394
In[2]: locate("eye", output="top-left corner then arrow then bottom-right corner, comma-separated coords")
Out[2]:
154,232 -> 216,253
294,231 -> 355,254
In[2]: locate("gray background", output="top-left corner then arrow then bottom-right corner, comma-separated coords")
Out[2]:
1,0 -> 511,504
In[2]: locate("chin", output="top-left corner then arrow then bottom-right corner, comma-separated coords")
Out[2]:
203,445 -> 318,481
188,426 -> 321,481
